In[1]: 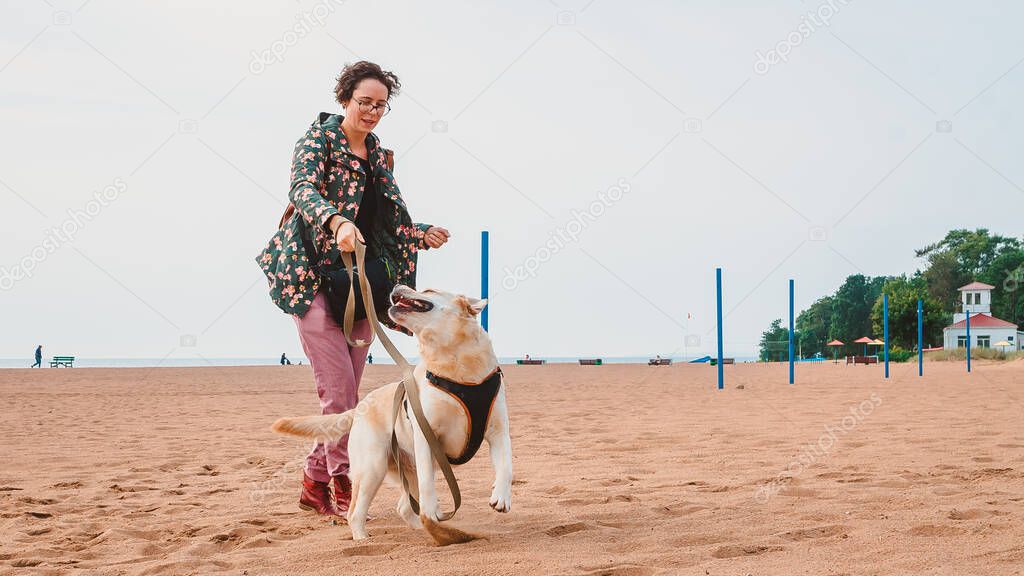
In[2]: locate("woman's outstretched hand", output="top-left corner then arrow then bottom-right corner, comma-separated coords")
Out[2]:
425,226 -> 450,249
333,219 -> 364,252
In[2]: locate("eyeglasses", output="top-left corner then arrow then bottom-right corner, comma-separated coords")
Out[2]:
355,98 -> 391,117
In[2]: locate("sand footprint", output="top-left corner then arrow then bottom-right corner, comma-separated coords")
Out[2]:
202,487 -> 237,495
655,501 -> 709,517
197,464 -> 220,476
670,533 -> 727,546
835,475 -> 871,483
18,497 -> 57,505
776,525 -> 847,541
558,497 -> 605,507
571,565 -> 655,576
711,544 -> 786,559
545,522 -> 590,537
341,543 -> 398,557
776,486 -> 819,498
906,524 -> 967,537
947,508 -> 998,520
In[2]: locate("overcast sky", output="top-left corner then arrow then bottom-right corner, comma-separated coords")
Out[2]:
2,0 -> 1022,362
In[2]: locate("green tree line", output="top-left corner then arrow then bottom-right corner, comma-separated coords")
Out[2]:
759,229 -> 1024,362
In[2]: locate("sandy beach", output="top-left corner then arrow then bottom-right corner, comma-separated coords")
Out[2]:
1,361 -> 1022,575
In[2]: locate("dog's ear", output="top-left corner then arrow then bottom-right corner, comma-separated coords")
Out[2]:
457,296 -> 488,317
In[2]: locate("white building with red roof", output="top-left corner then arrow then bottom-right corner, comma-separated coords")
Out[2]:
943,281 -> 1024,350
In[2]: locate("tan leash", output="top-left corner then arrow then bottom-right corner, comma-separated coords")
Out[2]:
339,242 -> 462,520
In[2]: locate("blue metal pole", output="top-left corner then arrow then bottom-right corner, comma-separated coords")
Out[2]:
966,308 -> 971,373
481,230 -> 489,332
917,299 -> 923,377
883,293 -> 889,379
789,279 -> 794,385
716,268 -> 723,390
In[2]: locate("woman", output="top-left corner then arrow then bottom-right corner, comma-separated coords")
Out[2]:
257,61 -> 449,517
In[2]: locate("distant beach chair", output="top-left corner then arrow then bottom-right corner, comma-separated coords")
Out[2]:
578,358 -> 603,365
648,358 -> 671,365
50,356 -> 75,368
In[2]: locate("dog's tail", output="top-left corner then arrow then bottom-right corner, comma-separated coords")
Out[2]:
271,411 -> 354,441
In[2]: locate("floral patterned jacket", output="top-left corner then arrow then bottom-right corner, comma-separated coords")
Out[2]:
256,113 -> 432,322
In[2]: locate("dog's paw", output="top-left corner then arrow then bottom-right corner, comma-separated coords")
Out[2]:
421,507 -> 443,523
489,490 -> 511,513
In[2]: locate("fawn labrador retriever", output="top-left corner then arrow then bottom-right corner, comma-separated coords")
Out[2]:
272,285 -> 512,544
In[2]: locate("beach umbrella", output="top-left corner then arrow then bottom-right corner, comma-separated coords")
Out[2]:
853,336 -> 874,356
870,339 -> 885,357
826,339 -> 844,363
995,340 -> 1012,354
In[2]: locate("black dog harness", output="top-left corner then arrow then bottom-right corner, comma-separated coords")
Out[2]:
423,367 -> 503,465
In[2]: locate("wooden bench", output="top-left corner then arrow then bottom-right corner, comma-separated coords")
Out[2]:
516,359 -> 545,365
709,358 -> 735,366
846,355 -> 878,365
50,356 -> 75,368
578,358 -> 603,366
648,358 -> 672,365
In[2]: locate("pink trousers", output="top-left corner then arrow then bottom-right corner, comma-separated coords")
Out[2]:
293,292 -> 371,482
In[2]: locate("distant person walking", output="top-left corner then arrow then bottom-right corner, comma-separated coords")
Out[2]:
367,353 -> 373,365
280,353 -> 292,366
32,345 -> 42,368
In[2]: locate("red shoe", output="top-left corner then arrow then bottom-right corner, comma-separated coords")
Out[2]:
299,472 -> 340,516
333,474 -> 352,515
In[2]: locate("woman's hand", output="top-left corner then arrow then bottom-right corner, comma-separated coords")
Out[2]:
424,226 -> 450,249
332,219 -> 364,252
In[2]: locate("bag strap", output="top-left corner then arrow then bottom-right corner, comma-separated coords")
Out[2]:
338,247 -> 374,348
278,146 -> 394,229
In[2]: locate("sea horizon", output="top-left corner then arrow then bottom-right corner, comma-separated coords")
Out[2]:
0,355 -> 762,369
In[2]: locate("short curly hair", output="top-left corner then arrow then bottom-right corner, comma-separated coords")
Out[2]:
334,61 -> 401,105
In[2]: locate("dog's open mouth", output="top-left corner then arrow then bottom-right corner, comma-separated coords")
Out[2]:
390,293 -> 434,313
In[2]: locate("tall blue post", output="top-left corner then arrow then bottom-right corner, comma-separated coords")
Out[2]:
883,293 -> 889,379
966,308 -> 971,373
789,279 -> 794,384
481,230 -> 489,332
716,268 -> 723,390
917,299 -> 923,377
